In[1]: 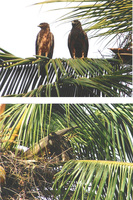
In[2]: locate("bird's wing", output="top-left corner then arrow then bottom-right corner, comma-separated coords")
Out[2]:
48,33 -> 54,59
84,32 -> 89,57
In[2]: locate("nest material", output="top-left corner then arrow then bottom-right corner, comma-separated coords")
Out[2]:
0,151 -> 62,200
110,48 -> 132,64
0,133 -> 75,199
23,128 -> 75,160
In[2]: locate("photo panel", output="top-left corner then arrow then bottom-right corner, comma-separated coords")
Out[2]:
0,103 -> 132,199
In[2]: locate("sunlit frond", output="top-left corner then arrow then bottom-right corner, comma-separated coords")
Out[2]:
35,0 -> 132,46
1,104 -> 132,163
0,48 -> 132,97
1,104 -> 132,199
53,159 -> 133,200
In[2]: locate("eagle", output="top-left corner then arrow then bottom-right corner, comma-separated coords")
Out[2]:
36,22 -> 54,58
48,132 -> 74,162
68,20 -> 89,59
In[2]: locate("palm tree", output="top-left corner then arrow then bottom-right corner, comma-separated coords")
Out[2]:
0,0 -> 132,97
0,104 -> 133,199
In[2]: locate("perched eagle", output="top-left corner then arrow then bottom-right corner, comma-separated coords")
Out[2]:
68,20 -> 89,58
36,22 -> 54,58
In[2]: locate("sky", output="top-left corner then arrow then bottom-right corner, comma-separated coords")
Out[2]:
0,0 -> 117,59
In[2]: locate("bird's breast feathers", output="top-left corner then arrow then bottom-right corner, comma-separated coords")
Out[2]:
37,31 -> 52,55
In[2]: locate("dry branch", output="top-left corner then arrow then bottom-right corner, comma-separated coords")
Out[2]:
23,127 -> 77,159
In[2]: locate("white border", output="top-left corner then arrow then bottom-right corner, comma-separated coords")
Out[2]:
0,97 -> 132,104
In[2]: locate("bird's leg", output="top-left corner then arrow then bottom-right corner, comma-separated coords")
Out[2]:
45,52 -> 48,57
81,52 -> 84,58
62,151 -> 69,162
73,49 -> 76,59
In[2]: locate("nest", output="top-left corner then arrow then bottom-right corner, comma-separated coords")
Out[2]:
110,48 -> 132,64
0,130 -> 75,199
0,150 -> 63,200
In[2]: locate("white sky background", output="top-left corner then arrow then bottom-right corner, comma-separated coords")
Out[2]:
0,0 -> 118,59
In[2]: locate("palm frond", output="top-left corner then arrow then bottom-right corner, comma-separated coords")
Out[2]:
0,48 -> 132,97
53,159 -> 133,200
59,104 -> 133,162
1,104 -> 132,163
0,104 -> 76,151
1,104 -> 133,198
35,0 -> 132,46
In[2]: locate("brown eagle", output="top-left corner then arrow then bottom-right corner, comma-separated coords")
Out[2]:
36,22 -> 54,58
68,20 -> 89,58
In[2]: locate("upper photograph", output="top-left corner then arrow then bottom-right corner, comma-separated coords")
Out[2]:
0,0 -> 132,97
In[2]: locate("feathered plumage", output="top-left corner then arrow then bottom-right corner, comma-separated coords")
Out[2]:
36,22 -> 54,58
68,20 -> 89,58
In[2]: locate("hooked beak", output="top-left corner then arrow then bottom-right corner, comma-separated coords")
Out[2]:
72,21 -> 75,25
38,24 -> 42,28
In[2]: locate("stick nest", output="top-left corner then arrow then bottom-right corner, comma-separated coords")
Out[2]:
0,150 -> 63,200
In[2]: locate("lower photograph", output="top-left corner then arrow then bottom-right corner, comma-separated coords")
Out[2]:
0,104 -> 133,200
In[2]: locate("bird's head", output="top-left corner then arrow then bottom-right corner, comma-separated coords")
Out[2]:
48,132 -> 57,139
48,132 -> 57,145
38,22 -> 50,30
72,20 -> 82,28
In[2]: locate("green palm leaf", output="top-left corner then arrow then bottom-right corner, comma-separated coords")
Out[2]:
1,49 -> 132,97
1,1 -> 132,98
1,104 -> 132,162
35,0 -> 132,43
1,104 -> 133,199
53,160 -> 133,200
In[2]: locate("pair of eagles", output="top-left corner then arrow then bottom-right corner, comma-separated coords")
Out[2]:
36,20 -> 89,59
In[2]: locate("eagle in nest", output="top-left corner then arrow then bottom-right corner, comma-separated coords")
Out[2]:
47,132 -> 74,163
36,22 -> 54,58
68,20 -> 89,59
